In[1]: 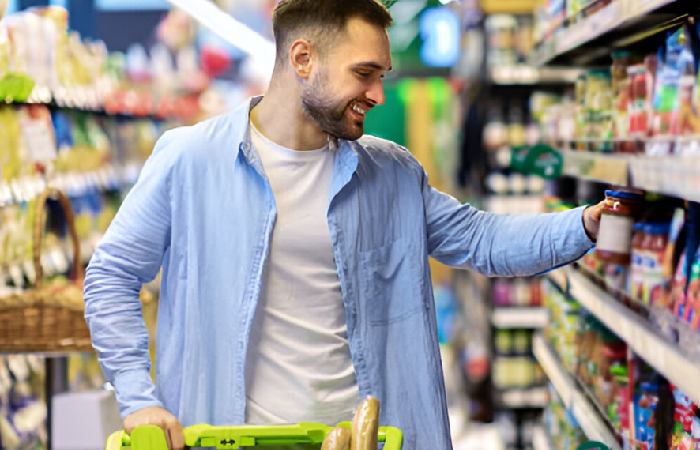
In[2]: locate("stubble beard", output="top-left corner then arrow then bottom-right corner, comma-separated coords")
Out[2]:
300,70 -> 364,141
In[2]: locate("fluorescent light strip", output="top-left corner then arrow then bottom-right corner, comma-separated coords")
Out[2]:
165,0 -> 275,77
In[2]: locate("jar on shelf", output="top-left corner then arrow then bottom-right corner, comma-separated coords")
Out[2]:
596,189 -> 644,264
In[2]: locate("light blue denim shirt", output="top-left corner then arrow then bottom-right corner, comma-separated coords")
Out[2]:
84,97 -> 593,449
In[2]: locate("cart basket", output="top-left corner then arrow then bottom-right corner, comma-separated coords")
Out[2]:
106,422 -> 402,450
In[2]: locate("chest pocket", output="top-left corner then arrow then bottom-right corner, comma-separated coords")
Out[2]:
358,238 -> 425,325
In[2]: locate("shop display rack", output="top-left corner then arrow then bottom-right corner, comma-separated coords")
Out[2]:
556,147 -> 700,202
497,386 -> 549,409
547,266 -> 700,406
532,0 -> 699,66
492,307 -> 549,329
489,65 -> 582,86
533,334 -> 621,449
0,162 -> 141,206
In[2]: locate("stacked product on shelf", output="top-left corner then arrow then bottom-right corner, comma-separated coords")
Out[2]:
0,103 -> 165,449
0,5 -> 212,120
542,275 -> 700,449
543,385 -> 588,450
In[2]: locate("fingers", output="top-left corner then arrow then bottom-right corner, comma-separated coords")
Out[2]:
123,407 -> 184,450
167,418 -> 185,450
592,200 -> 605,221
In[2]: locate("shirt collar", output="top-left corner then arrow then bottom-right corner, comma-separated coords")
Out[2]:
236,96 -> 358,175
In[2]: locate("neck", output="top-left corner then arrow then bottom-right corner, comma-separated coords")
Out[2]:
251,77 -> 329,151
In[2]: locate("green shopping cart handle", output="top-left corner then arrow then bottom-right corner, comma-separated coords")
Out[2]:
106,422 -> 403,450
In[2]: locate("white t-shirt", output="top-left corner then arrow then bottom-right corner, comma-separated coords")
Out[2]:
244,123 -> 360,425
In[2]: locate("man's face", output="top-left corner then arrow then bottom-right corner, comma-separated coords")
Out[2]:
300,17 -> 391,141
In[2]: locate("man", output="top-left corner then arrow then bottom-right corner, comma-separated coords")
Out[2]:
84,1 -> 602,449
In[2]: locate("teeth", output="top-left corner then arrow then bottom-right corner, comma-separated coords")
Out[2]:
351,104 -> 366,115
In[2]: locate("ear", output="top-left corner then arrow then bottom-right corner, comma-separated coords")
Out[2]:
288,39 -> 313,78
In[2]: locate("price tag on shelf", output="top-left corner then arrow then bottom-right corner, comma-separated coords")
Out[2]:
627,0 -> 669,17
591,2 -> 622,34
19,108 -> 57,164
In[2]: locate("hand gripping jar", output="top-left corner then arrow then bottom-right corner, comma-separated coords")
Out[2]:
596,190 -> 644,264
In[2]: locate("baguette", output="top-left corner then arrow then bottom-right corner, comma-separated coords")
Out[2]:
321,427 -> 352,450
350,395 -> 380,450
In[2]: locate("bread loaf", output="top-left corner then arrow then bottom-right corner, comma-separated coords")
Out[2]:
350,396 -> 380,450
321,427 -> 351,450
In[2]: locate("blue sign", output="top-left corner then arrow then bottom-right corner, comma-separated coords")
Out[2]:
419,6 -> 460,68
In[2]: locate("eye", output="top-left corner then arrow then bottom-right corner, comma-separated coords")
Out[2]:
354,70 -> 371,79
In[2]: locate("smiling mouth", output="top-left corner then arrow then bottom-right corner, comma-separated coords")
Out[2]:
349,101 -> 371,119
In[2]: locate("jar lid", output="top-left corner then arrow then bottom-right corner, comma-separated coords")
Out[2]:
645,223 -> 671,235
605,189 -> 643,200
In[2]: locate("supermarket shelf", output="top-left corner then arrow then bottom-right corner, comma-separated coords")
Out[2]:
560,149 -> 629,186
0,162 -> 142,205
484,195 -> 544,215
532,0 -> 697,66
558,149 -> 700,203
560,266 -> 700,406
492,307 -> 549,329
497,386 -> 549,408
533,334 -> 621,449
23,85 -> 180,120
489,66 -> 581,85
532,426 -> 553,450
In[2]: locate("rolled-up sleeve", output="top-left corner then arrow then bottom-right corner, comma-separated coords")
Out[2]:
84,131 -> 176,417
422,172 -> 594,276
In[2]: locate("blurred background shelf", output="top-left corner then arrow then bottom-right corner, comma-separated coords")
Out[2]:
532,0 -> 699,66
492,308 -> 549,329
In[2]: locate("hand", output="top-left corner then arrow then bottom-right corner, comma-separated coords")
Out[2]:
124,406 -> 185,450
583,201 -> 605,242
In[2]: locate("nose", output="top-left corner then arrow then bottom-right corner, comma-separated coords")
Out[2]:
366,78 -> 385,106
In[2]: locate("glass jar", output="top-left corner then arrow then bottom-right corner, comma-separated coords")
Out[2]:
596,190 -> 644,264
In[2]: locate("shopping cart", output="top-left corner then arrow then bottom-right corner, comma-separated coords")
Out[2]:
105,422 -> 402,449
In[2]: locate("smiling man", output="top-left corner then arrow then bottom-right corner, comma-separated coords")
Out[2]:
84,1 -> 602,449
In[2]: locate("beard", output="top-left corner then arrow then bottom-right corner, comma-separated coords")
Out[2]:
300,70 -> 364,141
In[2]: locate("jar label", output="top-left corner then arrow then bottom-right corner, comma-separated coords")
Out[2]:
597,214 -> 633,255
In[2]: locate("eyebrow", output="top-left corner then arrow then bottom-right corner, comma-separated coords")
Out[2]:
352,62 -> 393,72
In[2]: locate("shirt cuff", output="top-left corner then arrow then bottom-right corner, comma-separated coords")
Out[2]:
113,368 -> 164,418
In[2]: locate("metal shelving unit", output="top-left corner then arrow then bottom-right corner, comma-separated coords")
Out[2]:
532,0 -> 698,66
548,266 -> 700,405
492,307 -> 549,329
533,334 -> 621,449
556,149 -> 700,202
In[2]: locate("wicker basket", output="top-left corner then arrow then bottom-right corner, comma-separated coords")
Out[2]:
0,187 -> 92,353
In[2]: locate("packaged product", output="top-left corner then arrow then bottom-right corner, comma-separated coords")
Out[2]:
611,51 -> 637,151
660,208 -> 687,308
642,223 -> 671,306
670,26 -> 697,138
686,248 -> 700,328
669,386 -> 698,450
634,381 -> 659,449
652,27 -> 695,143
629,223 -> 646,300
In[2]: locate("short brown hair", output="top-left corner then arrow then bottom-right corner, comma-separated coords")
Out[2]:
272,0 -> 393,64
